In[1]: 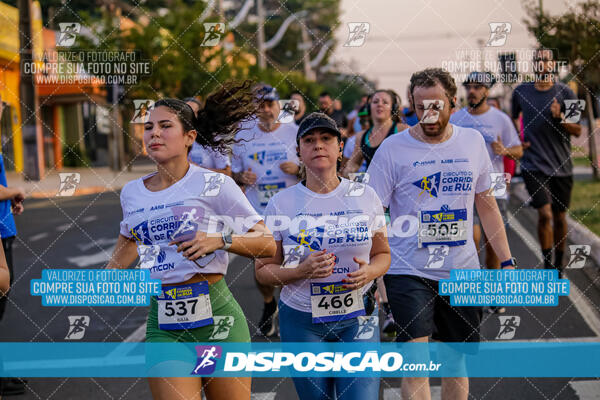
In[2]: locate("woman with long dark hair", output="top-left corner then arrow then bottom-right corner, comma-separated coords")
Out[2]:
108,81 -> 276,400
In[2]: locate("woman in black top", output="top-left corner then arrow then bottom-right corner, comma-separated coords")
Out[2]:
343,90 -> 408,174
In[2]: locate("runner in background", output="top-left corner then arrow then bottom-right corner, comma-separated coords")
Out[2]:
341,104 -> 369,173
256,112 -> 390,400
402,86 -> 419,126
290,91 -> 307,126
184,97 -> 232,176
342,89 -> 408,175
108,82 -> 276,400
511,48 -> 582,276
450,72 -> 522,313
346,95 -> 369,138
232,84 -> 300,337
487,97 -> 518,180
368,68 -> 515,400
0,94 -> 26,397
319,92 -> 348,134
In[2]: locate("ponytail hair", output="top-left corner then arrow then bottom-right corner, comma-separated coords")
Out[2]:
154,80 -> 260,154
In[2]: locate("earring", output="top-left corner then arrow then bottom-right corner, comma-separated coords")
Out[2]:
338,154 -> 343,162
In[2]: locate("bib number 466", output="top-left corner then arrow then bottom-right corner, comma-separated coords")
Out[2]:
317,293 -> 354,309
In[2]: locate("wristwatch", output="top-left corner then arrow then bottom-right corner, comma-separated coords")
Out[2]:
500,257 -> 517,268
221,231 -> 233,250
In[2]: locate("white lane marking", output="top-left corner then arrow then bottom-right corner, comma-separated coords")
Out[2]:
507,212 -> 600,337
570,380 -> 600,399
82,215 -> 98,223
67,245 -> 116,267
384,386 -> 441,399
29,232 -> 48,242
56,223 -> 73,232
251,393 -> 276,400
77,237 -> 118,252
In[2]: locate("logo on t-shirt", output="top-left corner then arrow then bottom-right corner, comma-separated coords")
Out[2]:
131,221 -> 152,245
412,172 -> 441,198
288,226 -> 324,252
248,151 -> 266,165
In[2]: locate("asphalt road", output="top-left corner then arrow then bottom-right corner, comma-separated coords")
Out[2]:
2,188 -> 600,399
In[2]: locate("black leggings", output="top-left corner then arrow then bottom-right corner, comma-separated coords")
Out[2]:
0,236 -> 15,322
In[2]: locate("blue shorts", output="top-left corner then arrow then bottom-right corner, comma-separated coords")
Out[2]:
278,299 -> 380,400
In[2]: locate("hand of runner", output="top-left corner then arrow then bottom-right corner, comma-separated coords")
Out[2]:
11,201 -> 23,215
279,162 -> 299,175
12,187 -> 25,203
241,167 -> 257,185
551,97 -> 561,118
522,141 -> 531,150
298,249 -> 335,279
170,231 -> 223,260
342,257 -> 375,290
491,137 -> 506,156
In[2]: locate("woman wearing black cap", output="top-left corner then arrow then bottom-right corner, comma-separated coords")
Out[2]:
255,112 -> 391,400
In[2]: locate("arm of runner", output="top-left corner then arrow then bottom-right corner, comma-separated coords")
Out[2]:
562,122 -> 582,137
0,186 -> 25,202
342,226 -> 391,290
255,243 -> 335,286
172,220 -> 276,260
0,245 -> 9,296
342,131 -> 365,176
106,234 -> 139,269
474,193 -> 513,268
491,138 -> 523,160
205,165 -> 232,177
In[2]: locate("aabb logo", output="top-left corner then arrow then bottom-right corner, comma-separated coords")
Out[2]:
412,172 -> 441,198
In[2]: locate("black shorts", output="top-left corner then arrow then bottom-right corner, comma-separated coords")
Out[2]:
383,274 -> 482,343
522,170 -> 573,212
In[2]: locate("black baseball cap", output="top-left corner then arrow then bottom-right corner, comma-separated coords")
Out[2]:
296,112 -> 341,143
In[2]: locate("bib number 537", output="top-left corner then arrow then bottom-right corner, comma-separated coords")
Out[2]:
163,299 -> 198,316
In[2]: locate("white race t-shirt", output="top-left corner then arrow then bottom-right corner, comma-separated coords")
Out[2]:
232,121 -> 300,214
264,178 -> 386,313
119,164 -> 261,284
188,142 -> 230,170
450,107 -> 520,199
367,125 -> 493,280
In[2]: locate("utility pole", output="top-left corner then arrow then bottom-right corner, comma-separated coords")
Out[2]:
18,0 -> 42,180
257,0 -> 266,69
299,24 -> 314,79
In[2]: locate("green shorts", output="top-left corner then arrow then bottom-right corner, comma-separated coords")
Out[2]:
146,277 -> 250,343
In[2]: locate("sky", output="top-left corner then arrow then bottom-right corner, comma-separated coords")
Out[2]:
332,0 -> 576,99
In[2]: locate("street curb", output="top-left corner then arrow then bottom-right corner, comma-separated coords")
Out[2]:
512,182 -> 600,283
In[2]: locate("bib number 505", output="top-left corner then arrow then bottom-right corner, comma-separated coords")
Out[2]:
163,299 -> 198,316
318,293 -> 354,310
